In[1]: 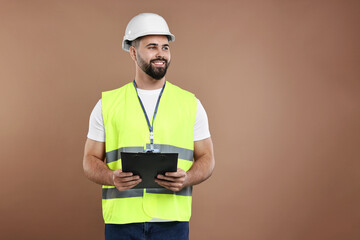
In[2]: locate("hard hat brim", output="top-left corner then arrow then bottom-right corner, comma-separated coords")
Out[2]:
122,32 -> 175,52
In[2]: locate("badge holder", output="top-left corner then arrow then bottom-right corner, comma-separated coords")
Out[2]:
144,132 -> 160,153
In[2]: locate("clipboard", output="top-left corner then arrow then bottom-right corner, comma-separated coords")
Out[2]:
121,152 -> 178,189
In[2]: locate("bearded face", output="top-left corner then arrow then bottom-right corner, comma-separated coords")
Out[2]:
136,52 -> 171,80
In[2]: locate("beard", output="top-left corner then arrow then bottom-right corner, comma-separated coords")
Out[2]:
136,54 -> 170,80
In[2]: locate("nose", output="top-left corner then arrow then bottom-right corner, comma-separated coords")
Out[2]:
155,49 -> 165,59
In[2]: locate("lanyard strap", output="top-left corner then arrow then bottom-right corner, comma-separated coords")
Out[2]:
133,80 -> 166,150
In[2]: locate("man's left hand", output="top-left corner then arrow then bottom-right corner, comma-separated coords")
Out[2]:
155,168 -> 188,192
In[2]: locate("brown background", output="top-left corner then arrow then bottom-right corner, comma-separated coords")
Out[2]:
1,0 -> 359,239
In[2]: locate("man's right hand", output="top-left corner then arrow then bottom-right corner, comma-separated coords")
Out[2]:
112,169 -> 142,191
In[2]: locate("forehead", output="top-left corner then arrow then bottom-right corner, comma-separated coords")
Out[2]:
140,35 -> 169,46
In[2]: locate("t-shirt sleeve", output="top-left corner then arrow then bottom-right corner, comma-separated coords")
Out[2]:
87,99 -> 106,142
194,99 -> 211,141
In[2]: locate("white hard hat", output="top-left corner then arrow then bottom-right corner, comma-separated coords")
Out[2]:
122,13 -> 175,52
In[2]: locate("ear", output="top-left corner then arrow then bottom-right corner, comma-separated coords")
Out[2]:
129,46 -> 137,62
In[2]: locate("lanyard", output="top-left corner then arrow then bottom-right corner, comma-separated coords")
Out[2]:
133,80 -> 166,151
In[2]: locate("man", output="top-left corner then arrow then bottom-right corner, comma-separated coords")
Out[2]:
83,13 -> 215,240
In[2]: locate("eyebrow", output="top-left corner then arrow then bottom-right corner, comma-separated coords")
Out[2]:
145,43 -> 170,47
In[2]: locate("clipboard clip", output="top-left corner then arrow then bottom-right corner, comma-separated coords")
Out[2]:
144,148 -> 160,153
144,136 -> 160,153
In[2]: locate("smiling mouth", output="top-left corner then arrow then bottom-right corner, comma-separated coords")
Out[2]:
151,59 -> 167,66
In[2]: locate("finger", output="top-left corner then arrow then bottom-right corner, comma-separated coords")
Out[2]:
123,179 -> 142,187
155,179 -> 171,188
156,174 -> 176,182
164,172 -> 184,178
157,175 -> 184,183
158,170 -> 185,179
118,171 -> 134,177
155,179 -> 182,188
165,169 -> 186,177
155,180 -> 182,191
117,178 -> 142,189
114,169 -> 134,177
157,172 -> 185,180
118,175 -> 141,183
126,179 -> 142,188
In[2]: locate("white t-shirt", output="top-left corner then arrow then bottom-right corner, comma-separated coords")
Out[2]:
87,88 -> 210,142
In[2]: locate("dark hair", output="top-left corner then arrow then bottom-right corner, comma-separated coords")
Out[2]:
131,37 -> 142,49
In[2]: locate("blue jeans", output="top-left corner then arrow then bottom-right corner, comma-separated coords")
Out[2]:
105,221 -> 189,240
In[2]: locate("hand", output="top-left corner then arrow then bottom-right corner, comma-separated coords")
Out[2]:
155,168 -> 188,192
112,169 -> 142,191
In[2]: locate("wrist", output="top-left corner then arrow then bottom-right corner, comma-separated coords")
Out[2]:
108,170 -> 115,186
184,170 -> 192,187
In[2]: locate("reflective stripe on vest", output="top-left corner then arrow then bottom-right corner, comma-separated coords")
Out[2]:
101,81 -> 196,224
106,144 -> 194,163
102,186 -> 193,199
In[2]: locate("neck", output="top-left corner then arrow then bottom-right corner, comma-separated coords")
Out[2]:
134,67 -> 165,90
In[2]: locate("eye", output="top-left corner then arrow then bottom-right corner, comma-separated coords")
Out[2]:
162,46 -> 169,51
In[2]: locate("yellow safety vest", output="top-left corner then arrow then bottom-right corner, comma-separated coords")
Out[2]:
101,81 -> 197,224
